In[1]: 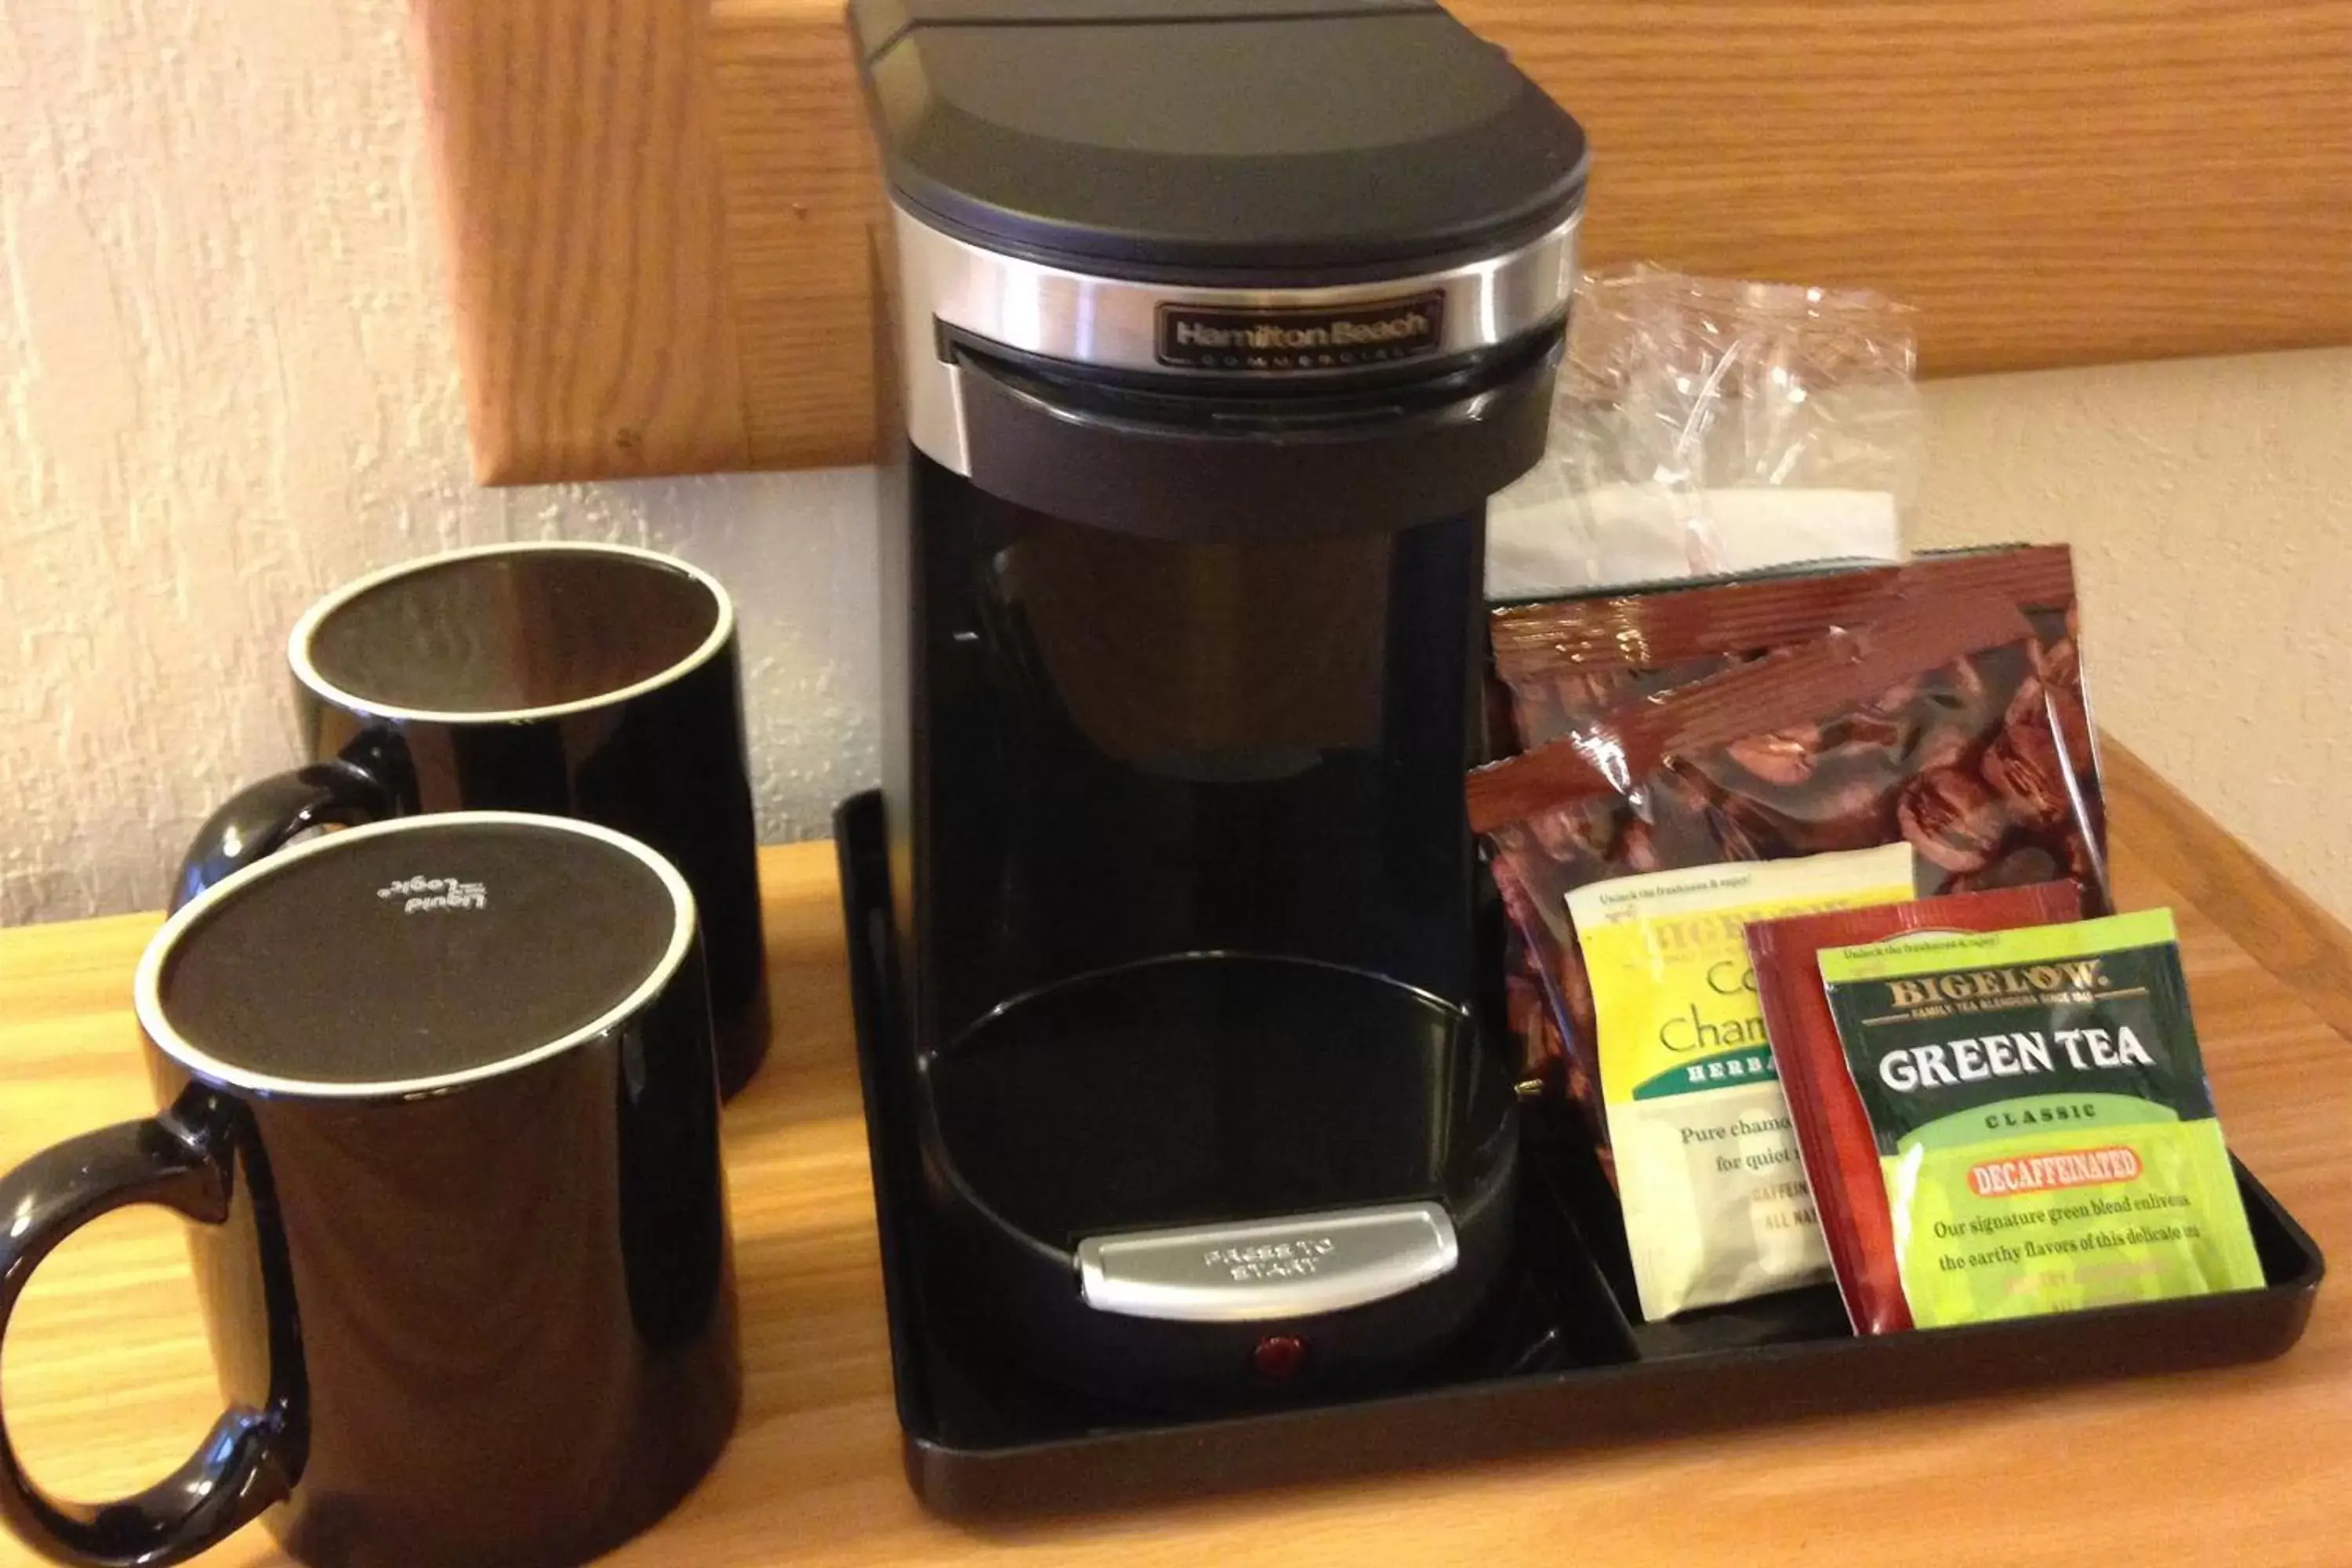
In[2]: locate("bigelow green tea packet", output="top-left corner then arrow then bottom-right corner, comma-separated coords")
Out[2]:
1820,910 -> 2263,1327
1566,843 -> 1915,1319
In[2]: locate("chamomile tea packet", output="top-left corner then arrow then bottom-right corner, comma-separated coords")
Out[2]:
1564,842 -> 1916,1319
1820,910 -> 2264,1327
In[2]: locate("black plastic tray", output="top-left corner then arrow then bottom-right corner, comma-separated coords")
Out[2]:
832,791 -> 2325,1518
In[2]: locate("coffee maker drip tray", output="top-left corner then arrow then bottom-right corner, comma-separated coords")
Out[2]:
840,794 -> 2324,1515
916,952 -> 1519,1409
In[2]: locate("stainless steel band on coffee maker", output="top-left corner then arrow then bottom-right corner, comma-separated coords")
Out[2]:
887,202 -> 1582,475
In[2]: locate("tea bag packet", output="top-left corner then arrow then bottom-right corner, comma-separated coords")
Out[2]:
1567,844 -> 1915,1319
1819,910 -> 2265,1327
1745,881 -> 2083,1334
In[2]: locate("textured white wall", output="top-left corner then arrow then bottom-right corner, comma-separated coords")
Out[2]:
1,0 -> 877,924
1913,347 -> 2352,922
3,0 -> 2348,927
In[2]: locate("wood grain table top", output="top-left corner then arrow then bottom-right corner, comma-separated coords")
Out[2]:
1,746 -> 2344,1566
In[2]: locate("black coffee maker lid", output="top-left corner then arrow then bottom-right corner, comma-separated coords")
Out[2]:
848,0 -> 1589,281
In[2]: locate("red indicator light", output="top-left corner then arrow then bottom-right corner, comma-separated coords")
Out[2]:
1253,1334 -> 1307,1381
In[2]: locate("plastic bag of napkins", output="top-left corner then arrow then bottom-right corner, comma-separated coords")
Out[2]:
1487,267 -> 1922,601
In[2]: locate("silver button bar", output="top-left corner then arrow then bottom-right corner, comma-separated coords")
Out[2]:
1076,1202 -> 1459,1323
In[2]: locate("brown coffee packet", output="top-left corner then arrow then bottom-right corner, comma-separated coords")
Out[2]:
1483,550 -> 2083,1108
1472,589 -> 2111,1156
1490,545 -> 2078,750
1745,882 -> 2083,1334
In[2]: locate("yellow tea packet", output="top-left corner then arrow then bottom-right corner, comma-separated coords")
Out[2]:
1567,844 -> 1915,1319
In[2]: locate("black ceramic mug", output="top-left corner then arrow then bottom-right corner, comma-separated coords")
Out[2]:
176,540 -> 770,1097
0,813 -> 740,1568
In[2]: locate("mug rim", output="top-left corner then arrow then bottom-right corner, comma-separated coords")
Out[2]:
286,540 -> 737,725
134,811 -> 700,1101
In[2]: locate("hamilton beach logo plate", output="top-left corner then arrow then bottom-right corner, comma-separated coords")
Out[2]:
1156,292 -> 1446,372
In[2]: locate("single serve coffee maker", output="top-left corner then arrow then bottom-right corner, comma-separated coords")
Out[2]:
846,0 -> 1588,1413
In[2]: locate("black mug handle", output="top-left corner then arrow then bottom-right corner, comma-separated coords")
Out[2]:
0,1094 -> 297,1568
171,762 -> 393,910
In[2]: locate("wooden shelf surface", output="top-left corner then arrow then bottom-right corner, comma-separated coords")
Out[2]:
407,0 -> 2352,482
0,743 -> 2347,1565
